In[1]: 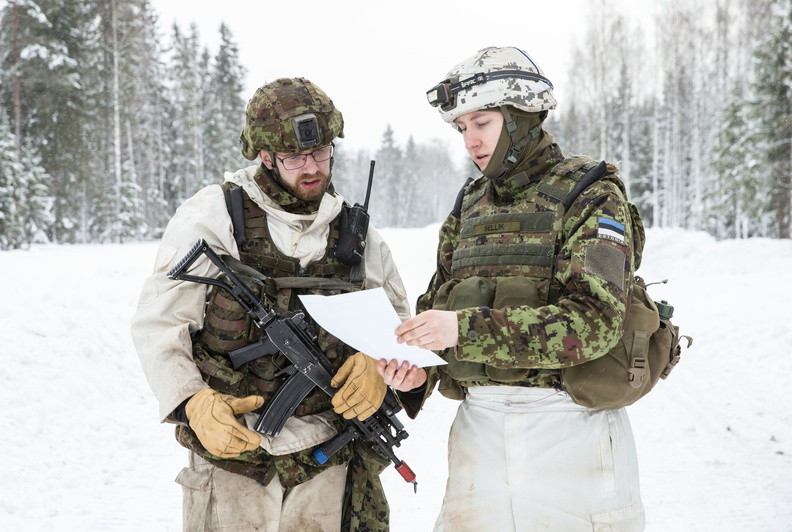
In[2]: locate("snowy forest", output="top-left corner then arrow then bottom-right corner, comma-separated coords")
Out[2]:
0,0 -> 790,250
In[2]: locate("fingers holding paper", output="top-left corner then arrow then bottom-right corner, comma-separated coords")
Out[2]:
395,310 -> 459,351
376,358 -> 427,392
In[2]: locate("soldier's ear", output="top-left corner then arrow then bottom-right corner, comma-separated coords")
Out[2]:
259,151 -> 274,170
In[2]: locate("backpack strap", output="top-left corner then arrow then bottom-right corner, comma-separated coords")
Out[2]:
223,184 -> 247,248
562,161 -> 608,210
451,177 -> 475,218
546,161 -> 609,304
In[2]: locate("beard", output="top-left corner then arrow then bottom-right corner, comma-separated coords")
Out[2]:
288,171 -> 330,201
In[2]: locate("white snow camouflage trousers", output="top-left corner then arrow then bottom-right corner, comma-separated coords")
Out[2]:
176,452 -> 346,531
434,386 -> 645,531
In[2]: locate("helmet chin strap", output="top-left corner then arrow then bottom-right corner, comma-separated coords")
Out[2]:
485,106 -> 543,179
267,151 -> 283,182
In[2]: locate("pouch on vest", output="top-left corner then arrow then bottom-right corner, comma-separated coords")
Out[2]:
561,276 -> 691,409
429,278 -> 465,398
436,276 -> 494,382
484,276 -> 543,383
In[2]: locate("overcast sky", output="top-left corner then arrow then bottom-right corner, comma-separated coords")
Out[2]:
153,0 -> 654,156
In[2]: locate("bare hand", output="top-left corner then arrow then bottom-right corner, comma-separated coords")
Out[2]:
394,310 -> 458,351
376,359 -> 427,392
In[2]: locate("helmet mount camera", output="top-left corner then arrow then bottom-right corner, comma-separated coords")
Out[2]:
293,114 -> 321,149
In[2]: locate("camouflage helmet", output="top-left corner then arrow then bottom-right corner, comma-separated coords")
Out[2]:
426,46 -> 556,125
240,77 -> 344,159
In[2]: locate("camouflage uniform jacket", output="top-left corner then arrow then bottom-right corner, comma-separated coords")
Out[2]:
414,155 -> 637,404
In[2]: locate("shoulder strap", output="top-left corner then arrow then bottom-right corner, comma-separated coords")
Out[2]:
562,161 -> 608,210
223,184 -> 247,248
451,177 -> 475,219
546,160 -> 609,305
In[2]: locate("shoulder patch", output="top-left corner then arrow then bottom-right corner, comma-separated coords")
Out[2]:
584,243 -> 626,291
597,217 -> 625,244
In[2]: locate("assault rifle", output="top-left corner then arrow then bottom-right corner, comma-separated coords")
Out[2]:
167,239 -> 416,488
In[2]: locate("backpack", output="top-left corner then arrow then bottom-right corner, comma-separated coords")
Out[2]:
559,165 -> 693,409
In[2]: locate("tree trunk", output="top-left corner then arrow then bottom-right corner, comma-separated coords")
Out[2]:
651,105 -> 660,228
111,0 -> 123,242
10,3 -> 23,153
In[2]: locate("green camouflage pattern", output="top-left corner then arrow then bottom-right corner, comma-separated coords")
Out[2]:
341,441 -> 390,531
434,46 -> 557,124
240,77 -> 344,159
419,154 -> 635,394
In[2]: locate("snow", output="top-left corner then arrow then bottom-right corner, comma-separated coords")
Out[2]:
1,227 -> 791,531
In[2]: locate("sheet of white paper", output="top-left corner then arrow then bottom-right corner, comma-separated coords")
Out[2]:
298,287 -> 447,367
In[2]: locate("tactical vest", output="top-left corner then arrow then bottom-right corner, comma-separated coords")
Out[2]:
439,156 -> 621,389
175,184 -> 397,528
191,184 -> 363,418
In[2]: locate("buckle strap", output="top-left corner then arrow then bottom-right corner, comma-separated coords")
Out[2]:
661,332 -> 693,379
627,330 -> 650,388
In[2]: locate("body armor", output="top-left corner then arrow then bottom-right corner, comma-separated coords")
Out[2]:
194,184 -> 361,414
440,156 -> 613,390
177,185 -> 362,486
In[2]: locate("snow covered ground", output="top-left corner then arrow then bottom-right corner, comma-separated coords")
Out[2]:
2,226 -> 791,531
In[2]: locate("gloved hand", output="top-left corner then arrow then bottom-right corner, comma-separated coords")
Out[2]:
185,388 -> 264,458
330,352 -> 387,421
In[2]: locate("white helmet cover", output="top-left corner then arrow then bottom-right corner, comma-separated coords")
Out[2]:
427,46 -> 557,124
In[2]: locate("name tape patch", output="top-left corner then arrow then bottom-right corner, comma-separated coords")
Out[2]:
472,220 -> 522,236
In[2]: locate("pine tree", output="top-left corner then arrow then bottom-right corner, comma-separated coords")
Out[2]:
1,0 -> 95,243
710,85 -> 757,237
0,114 -> 24,248
119,0 -> 168,237
628,99 -> 658,226
749,0 -> 792,238
163,22 -> 204,211
203,22 -> 247,184
18,137 -> 53,245
67,0 -> 167,242
419,141 -> 463,225
398,136 -> 420,227
0,109 -> 50,248
328,140 -> 357,202
372,124 -> 403,227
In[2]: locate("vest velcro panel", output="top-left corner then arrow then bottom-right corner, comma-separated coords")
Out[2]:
445,155 -> 612,388
452,243 -> 554,270
193,184 -> 361,409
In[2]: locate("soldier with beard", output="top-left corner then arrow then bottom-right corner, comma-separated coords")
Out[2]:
132,77 -> 414,531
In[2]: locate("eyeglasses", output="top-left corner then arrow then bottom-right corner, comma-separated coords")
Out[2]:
276,144 -> 334,170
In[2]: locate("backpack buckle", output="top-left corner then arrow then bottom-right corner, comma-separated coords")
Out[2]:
628,357 -> 647,388
661,350 -> 681,380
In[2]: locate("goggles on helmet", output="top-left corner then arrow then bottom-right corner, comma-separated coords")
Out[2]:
427,70 -> 553,112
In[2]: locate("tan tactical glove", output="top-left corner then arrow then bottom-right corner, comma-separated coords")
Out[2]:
185,388 -> 264,458
330,352 -> 387,420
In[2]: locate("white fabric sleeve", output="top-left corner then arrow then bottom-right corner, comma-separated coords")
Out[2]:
130,184 -> 239,421
363,225 -> 411,321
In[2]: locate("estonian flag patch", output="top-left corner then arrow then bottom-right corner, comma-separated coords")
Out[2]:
598,217 -> 625,244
